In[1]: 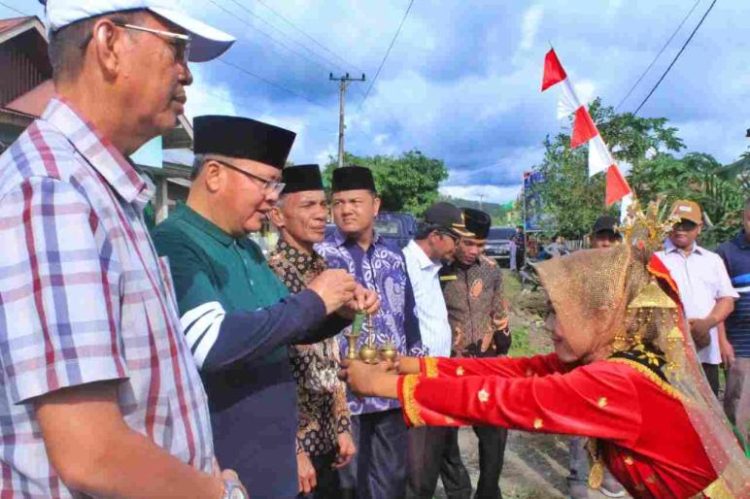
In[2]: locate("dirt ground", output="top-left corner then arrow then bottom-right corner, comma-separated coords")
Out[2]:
433,271 -> 630,499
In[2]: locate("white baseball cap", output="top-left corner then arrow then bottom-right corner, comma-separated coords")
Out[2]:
40,0 -> 235,62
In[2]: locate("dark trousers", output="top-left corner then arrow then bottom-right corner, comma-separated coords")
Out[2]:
340,410 -> 407,499
472,425 -> 507,499
515,249 -> 525,270
300,452 -> 341,499
407,426 -> 471,499
702,362 -> 720,396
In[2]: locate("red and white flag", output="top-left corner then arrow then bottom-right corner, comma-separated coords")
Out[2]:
541,48 -> 631,206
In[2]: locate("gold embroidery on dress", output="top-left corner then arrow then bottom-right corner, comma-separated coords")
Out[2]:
402,375 -> 425,426
423,357 -> 439,378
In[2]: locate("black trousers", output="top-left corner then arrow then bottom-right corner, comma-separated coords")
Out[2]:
472,425 -> 507,499
515,249 -> 526,270
340,410 -> 407,499
407,426 -> 471,499
299,452 -> 341,499
702,362 -> 720,396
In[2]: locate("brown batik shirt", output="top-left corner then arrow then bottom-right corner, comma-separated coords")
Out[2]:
440,255 -> 511,358
268,240 -> 352,456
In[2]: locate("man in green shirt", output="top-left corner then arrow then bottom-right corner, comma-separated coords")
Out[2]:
153,115 -> 374,498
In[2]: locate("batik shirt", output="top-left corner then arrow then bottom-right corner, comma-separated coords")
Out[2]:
268,241 -> 352,456
316,229 -> 425,415
0,98 -> 213,496
441,255 -> 510,357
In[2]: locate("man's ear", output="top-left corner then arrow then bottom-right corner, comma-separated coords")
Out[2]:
372,195 -> 381,217
269,205 -> 285,229
203,160 -> 223,193
91,18 -> 123,78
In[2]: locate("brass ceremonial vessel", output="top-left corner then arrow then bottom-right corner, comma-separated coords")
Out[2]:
345,313 -> 397,365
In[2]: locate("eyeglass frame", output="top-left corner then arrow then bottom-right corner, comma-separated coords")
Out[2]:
112,22 -> 192,63
211,159 -> 286,196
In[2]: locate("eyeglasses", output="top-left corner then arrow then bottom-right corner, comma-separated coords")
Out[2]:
673,220 -> 699,232
438,231 -> 459,244
212,159 -> 285,196
113,22 -> 192,64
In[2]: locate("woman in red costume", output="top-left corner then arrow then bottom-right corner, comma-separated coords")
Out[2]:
342,205 -> 750,498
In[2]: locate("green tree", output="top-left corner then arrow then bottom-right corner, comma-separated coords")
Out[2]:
323,150 -> 448,215
533,98 -> 685,237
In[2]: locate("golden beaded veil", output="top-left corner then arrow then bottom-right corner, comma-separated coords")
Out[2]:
536,200 -> 750,496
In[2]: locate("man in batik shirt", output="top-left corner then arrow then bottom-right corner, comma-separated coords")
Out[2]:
316,165 -> 425,499
268,164 -> 358,498
440,208 -> 510,498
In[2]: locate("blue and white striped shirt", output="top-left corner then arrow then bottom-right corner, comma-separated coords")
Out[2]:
717,231 -> 750,358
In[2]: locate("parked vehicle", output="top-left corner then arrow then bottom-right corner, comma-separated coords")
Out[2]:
375,212 -> 417,249
484,226 -> 515,266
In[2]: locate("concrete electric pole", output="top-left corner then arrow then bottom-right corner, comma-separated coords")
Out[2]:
330,72 -> 366,168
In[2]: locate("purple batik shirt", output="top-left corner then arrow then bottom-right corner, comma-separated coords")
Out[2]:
316,229 -> 425,415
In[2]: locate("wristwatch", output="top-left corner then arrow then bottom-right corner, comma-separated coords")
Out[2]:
222,478 -> 248,499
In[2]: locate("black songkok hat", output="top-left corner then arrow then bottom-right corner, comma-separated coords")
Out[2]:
281,164 -> 323,194
193,115 -> 296,169
592,215 -> 619,235
463,208 -> 491,240
332,165 -> 376,193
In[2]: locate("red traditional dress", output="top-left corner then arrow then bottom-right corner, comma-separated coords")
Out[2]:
397,353 -> 730,498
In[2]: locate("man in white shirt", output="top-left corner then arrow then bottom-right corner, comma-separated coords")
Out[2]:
402,202 -> 473,499
657,200 -> 737,395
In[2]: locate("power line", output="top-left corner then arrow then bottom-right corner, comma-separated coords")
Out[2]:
633,0 -> 718,116
616,0 -> 702,111
252,0 -> 366,75
0,1 -> 32,16
206,0 -> 332,73
358,0 -> 415,112
222,0 -> 348,73
216,58 -> 327,107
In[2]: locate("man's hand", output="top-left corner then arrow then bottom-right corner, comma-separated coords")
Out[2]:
689,317 -> 714,349
354,286 -> 380,315
297,452 -> 317,495
338,286 -> 380,319
308,269 -> 357,315
333,433 -> 356,469
720,337 -> 735,367
220,469 -> 249,498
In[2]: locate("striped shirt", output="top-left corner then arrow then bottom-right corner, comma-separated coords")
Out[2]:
0,97 -> 214,497
717,232 -> 750,357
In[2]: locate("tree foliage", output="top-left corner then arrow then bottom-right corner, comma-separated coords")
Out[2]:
534,98 -> 684,237
533,98 -> 748,247
323,150 -> 448,215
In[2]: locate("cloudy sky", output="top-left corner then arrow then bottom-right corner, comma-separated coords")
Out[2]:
6,0 -> 749,203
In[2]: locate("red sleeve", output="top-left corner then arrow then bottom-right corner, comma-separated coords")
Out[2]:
400,361 -> 642,446
420,353 -> 568,379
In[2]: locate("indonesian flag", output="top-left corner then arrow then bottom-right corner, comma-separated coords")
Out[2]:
541,48 -> 632,206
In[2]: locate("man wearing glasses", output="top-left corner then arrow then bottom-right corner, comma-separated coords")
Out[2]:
154,116 -> 376,498
0,0 -> 242,497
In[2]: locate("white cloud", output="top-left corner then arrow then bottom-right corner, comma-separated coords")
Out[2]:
184,65 -> 238,121
520,5 -> 544,51
440,184 -> 521,204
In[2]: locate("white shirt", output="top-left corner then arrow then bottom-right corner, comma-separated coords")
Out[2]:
402,240 -> 452,356
656,239 -> 738,364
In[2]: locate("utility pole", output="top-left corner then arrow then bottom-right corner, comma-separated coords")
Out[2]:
478,193 -> 485,212
330,72 -> 366,168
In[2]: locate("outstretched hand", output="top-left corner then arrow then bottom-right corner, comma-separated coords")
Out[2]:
339,359 -> 399,399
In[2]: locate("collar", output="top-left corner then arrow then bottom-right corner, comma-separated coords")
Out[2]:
406,239 -> 442,272
42,97 -> 149,206
274,239 -> 325,272
663,238 -> 704,256
174,203 -> 235,246
333,227 -> 383,248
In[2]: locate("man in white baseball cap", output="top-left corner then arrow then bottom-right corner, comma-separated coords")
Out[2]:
41,0 -> 235,62
0,2 -> 244,498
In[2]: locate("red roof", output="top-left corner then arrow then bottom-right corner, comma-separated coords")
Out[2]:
5,80 -> 55,118
0,17 -> 34,35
